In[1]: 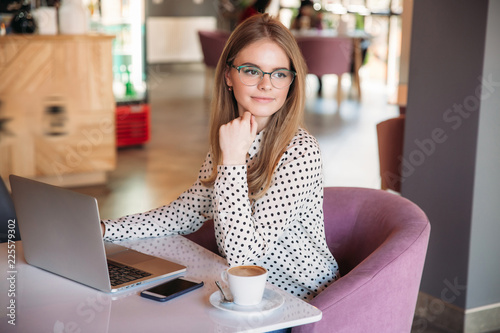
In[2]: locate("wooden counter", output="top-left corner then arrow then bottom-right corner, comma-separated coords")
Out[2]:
0,34 -> 116,188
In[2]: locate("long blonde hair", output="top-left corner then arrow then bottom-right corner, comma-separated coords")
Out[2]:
202,14 -> 307,199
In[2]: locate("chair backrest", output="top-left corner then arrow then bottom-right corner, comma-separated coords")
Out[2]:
197,30 -> 230,68
322,186 -> 427,275
296,36 -> 353,77
376,115 -> 406,192
0,176 -> 20,243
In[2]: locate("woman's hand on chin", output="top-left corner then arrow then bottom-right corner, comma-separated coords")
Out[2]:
219,111 -> 258,165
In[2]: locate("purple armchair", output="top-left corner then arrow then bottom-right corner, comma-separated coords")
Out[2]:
293,187 -> 430,332
184,187 -> 430,332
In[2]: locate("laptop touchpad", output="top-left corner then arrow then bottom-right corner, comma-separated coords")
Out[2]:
108,250 -> 155,265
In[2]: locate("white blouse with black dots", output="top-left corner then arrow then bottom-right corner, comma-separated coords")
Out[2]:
103,128 -> 340,300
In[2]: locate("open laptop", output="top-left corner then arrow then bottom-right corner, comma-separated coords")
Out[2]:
9,175 -> 186,293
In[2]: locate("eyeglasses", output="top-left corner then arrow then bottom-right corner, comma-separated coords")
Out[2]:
229,64 -> 296,89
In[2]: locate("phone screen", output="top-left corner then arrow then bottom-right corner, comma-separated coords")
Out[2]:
140,278 -> 203,302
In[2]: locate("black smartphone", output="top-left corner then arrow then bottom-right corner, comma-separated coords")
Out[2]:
140,278 -> 204,302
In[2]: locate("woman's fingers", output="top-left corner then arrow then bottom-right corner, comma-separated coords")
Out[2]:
240,111 -> 258,138
249,112 -> 258,137
219,111 -> 258,165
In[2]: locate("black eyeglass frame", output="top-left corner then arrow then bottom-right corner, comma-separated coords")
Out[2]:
228,64 -> 297,89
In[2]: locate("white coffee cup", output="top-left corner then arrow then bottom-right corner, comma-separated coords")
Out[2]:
221,265 -> 267,306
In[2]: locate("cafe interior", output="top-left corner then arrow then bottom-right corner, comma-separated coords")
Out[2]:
0,0 -> 499,332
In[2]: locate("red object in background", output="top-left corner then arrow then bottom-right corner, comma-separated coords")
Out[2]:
116,104 -> 150,147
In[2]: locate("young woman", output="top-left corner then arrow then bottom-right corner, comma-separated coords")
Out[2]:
102,14 -> 339,301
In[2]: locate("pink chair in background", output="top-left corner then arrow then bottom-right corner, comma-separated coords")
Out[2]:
296,36 -> 353,108
377,115 -> 406,193
197,30 -> 230,98
184,187 -> 430,332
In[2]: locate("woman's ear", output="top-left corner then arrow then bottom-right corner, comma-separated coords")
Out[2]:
224,68 -> 233,89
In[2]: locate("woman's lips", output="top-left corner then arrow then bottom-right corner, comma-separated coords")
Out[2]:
252,96 -> 275,103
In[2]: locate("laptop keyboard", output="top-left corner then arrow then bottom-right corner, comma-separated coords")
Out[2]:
107,261 -> 152,287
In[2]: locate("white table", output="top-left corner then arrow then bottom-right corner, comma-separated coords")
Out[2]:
0,236 -> 322,332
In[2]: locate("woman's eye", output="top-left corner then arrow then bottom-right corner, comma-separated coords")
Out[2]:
243,68 -> 261,76
273,71 -> 288,79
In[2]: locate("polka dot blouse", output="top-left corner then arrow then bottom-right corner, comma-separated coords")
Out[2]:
103,128 -> 340,300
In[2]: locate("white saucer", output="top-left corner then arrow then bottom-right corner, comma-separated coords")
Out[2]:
209,288 -> 284,314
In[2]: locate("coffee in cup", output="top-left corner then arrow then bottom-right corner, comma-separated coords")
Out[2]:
228,265 -> 266,277
221,265 -> 267,306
